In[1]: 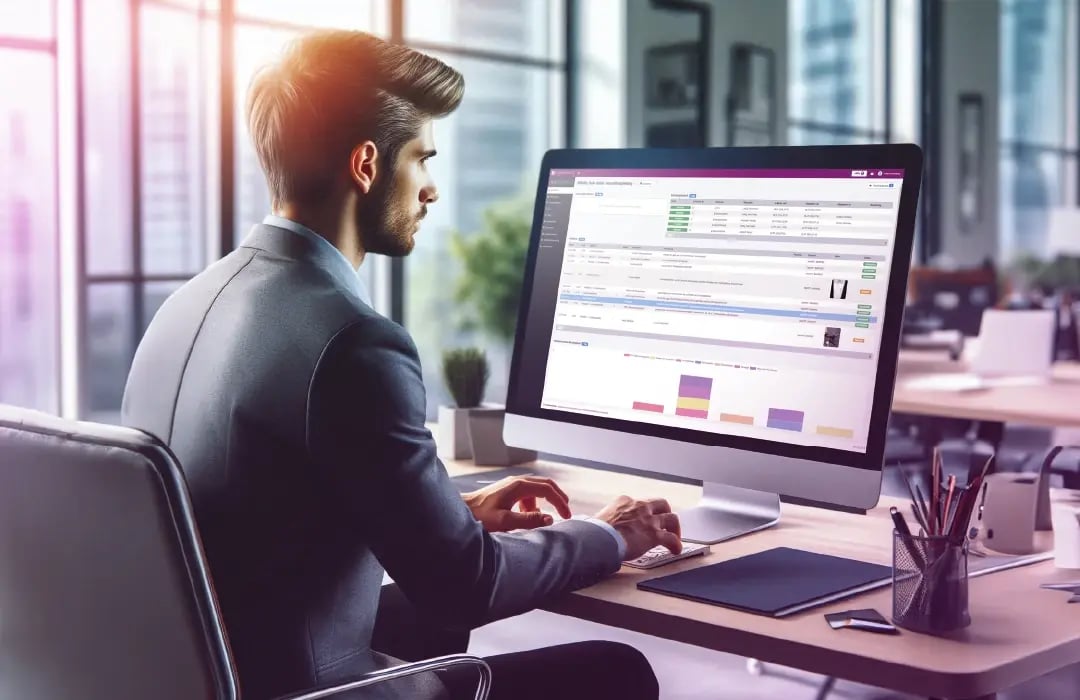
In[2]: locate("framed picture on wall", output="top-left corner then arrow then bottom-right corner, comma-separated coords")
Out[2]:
958,93 -> 984,233
726,43 -> 776,147
645,42 -> 701,108
644,41 -> 707,147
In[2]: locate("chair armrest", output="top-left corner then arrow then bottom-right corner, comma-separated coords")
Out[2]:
274,653 -> 492,700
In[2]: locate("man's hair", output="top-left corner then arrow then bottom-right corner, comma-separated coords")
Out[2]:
246,30 -> 464,206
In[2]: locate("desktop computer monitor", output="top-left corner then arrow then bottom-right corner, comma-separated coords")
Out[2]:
504,145 -> 923,543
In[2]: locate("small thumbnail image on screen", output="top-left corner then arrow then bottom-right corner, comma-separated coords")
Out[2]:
824,327 -> 841,348
829,279 -> 849,299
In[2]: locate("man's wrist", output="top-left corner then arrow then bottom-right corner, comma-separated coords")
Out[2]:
572,515 -> 627,560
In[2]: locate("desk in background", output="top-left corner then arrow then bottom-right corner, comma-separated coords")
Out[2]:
444,456 -> 1080,700
894,350 -> 1080,429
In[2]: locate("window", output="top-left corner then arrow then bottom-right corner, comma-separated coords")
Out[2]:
0,28 -> 60,412
404,12 -> 566,417
81,0 -> 220,421
0,0 -> 569,421
139,4 -> 215,276
999,0 -> 1080,261
787,0 -> 888,144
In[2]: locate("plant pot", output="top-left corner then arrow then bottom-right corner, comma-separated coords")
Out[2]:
467,407 -> 538,467
437,406 -> 475,461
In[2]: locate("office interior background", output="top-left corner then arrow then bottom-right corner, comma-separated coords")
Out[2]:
0,0 -> 1077,424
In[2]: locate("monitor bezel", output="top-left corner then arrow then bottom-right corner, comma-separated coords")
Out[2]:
506,144 -> 923,474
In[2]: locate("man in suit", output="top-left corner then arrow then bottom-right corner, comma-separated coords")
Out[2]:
122,30 -> 682,700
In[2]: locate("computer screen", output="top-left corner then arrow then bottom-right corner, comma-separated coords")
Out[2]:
515,167 -> 906,455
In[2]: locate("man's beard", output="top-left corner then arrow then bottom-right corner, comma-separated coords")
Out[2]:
356,174 -> 424,257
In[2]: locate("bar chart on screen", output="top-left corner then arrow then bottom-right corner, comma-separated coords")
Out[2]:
675,375 -> 712,418
541,339 -> 872,452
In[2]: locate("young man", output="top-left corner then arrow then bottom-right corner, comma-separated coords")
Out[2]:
122,30 -> 681,700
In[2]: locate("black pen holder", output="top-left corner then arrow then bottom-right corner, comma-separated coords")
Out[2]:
891,532 -> 970,634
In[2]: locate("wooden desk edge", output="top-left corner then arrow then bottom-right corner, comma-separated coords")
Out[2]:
541,590 -> 1080,699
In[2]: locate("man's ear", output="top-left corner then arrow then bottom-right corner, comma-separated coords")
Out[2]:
349,141 -> 379,194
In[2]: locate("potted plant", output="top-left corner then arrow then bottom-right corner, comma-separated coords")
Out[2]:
437,347 -> 489,461
451,194 -> 532,345
437,194 -> 537,465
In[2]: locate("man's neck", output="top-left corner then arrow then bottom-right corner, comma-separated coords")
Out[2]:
274,203 -> 366,267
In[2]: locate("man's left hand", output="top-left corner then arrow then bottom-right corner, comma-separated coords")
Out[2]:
462,475 -> 573,532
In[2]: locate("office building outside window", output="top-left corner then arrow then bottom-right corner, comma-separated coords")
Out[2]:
787,0 -> 887,146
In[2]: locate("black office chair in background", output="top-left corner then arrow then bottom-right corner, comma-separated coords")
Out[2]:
0,405 -> 490,700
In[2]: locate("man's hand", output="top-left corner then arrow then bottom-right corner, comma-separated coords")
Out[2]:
462,476 -> 573,532
594,496 -> 681,560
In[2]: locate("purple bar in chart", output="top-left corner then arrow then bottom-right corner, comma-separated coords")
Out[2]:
767,407 -> 805,432
678,375 -> 712,400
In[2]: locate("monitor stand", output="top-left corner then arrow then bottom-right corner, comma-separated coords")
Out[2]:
678,482 -> 781,544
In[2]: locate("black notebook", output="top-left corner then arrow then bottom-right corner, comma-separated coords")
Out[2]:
637,547 -> 892,617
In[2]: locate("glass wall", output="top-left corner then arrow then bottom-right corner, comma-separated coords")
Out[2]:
0,11 -> 60,413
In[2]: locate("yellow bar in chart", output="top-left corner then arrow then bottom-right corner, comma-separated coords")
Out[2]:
676,397 -> 710,411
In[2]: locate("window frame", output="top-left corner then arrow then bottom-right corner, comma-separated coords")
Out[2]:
65,0 -> 575,418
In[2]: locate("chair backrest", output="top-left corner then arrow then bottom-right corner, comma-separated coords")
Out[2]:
0,405 -> 238,700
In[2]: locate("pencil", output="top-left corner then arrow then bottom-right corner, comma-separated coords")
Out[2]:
942,475 -> 957,535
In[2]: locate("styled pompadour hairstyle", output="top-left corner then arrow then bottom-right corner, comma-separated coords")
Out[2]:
246,30 -> 464,206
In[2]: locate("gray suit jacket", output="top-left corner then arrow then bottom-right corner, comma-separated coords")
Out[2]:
121,223 -> 620,699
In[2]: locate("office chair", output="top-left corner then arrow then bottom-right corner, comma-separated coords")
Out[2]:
905,262 -> 1000,340
0,405 -> 490,700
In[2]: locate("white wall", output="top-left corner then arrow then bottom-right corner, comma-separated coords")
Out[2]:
937,0 -> 1000,265
625,0 -> 787,148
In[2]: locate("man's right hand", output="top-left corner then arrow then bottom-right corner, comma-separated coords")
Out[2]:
594,496 -> 682,561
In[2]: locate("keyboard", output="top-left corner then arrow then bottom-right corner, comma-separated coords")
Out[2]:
623,541 -> 710,569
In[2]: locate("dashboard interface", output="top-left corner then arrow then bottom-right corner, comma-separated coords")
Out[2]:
521,167 -> 906,453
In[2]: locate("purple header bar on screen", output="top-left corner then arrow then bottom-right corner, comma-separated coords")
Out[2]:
551,169 -> 905,179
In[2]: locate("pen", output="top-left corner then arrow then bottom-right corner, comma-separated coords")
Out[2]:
931,450 -> 941,535
910,503 -> 928,535
890,506 -> 924,570
902,470 -> 928,529
913,482 -> 930,532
